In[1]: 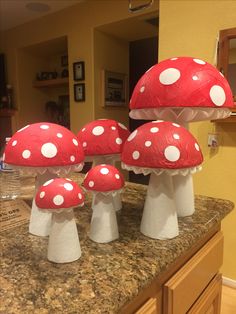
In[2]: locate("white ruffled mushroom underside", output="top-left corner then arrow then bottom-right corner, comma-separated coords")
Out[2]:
10,163 -> 84,175
84,188 -> 123,197
129,107 -> 231,123
122,163 -> 202,176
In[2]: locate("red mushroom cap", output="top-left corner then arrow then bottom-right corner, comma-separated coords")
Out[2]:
77,119 -> 130,157
130,57 -> 234,111
35,178 -> 84,210
121,121 -> 203,172
3,122 -> 84,169
83,164 -> 124,192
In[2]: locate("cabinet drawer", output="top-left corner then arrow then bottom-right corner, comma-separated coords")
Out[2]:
135,298 -> 157,314
164,232 -> 223,314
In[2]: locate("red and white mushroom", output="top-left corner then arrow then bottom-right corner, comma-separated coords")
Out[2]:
129,57 -> 234,123
3,122 -> 84,236
77,119 -> 130,211
83,164 -> 124,243
35,178 -> 84,263
121,121 -> 203,240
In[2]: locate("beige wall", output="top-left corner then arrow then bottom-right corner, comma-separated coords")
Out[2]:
159,0 -> 236,280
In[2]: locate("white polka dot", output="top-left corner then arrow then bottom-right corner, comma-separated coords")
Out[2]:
43,179 -> 54,186
111,126 -> 116,130
159,68 -> 181,85
132,151 -> 140,160
172,123 -> 180,128
12,140 -> 17,146
40,191 -> 45,198
150,127 -> 159,133
72,139 -> 78,146
209,85 -> 226,106
164,146 -> 180,162
82,128 -> 86,132
115,174 -> 120,179
78,193 -> 82,199
89,181 -> 94,187
173,134 -> 180,140
82,142 -> 87,147
193,58 -> 206,65
53,195 -> 64,206
57,133 -> 63,138
146,66 -> 154,73
116,138 -> 122,145
100,167 -> 109,175
2,153 -> 5,161
64,183 -> 73,191
92,126 -> 104,136
192,75 -> 198,80
22,150 -> 31,159
219,72 -> 224,77
66,178 -> 72,181
70,156 -> 75,162
118,123 -> 127,130
195,143 -> 200,151
41,143 -> 57,158
145,141 -> 152,147
17,125 -> 29,132
127,130 -> 137,142
170,57 -> 178,60
40,125 -> 49,130
101,164 -> 106,166
152,120 -> 163,123
140,86 -> 145,93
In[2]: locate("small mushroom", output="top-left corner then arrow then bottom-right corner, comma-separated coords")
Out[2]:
83,164 -> 124,243
77,119 -> 130,211
35,178 -> 84,263
3,122 -> 84,236
121,121 -> 203,240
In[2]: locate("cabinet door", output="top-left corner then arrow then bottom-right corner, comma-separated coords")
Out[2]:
163,232 -> 223,314
188,274 -> 222,314
135,298 -> 158,314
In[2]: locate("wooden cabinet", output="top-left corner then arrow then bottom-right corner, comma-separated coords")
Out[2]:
124,231 -> 224,314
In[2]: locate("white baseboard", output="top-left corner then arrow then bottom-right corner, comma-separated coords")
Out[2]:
222,276 -> 236,289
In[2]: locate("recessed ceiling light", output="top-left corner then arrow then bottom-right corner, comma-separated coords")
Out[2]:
25,2 -> 51,13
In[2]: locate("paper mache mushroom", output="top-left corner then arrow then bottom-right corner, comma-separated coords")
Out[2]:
129,56 -> 234,123
121,121 -> 203,240
3,122 -> 84,236
35,178 -> 84,263
129,57 -> 233,217
77,119 -> 130,211
83,164 -> 124,243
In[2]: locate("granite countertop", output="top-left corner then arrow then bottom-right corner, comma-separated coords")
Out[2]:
0,175 -> 234,314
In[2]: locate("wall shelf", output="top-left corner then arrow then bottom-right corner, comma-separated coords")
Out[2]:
33,77 -> 69,88
0,108 -> 17,117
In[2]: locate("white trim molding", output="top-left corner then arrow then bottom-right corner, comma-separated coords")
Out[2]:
222,276 -> 236,289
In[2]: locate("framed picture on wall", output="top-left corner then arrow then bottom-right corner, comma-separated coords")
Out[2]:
73,61 -> 85,81
74,83 -> 85,102
102,70 -> 127,107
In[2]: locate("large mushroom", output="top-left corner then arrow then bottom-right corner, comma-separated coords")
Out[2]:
3,122 -> 84,236
121,121 -> 203,240
77,119 -> 130,211
129,56 -> 234,217
83,164 -> 124,243
35,178 -> 84,263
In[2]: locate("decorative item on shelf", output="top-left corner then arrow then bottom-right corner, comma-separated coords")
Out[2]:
74,83 -> 85,102
35,177 -> 84,263
3,122 -> 85,237
61,55 -> 68,67
77,119 -> 130,211
83,164 -> 124,243
73,61 -> 85,81
61,68 -> 69,78
36,71 -> 58,81
121,121 -> 203,240
102,70 -> 127,107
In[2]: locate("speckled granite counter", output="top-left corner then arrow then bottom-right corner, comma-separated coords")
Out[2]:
0,175 -> 234,314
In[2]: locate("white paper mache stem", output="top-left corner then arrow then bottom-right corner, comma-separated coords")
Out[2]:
47,209 -> 81,263
91,155 -> 122,211
29,171 -> 57,236
140,172 -> 179,240
89,192 -> 119,243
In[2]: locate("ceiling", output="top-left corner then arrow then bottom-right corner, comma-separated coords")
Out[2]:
0,0 -> 83,31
